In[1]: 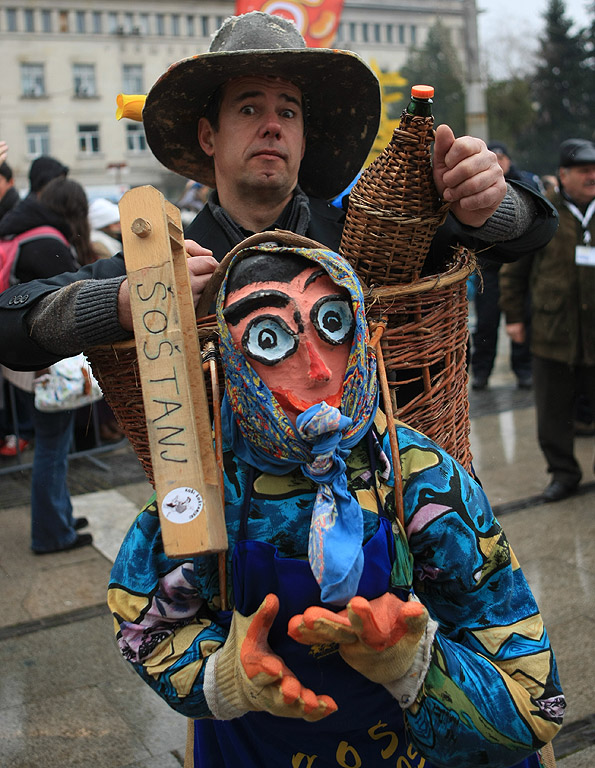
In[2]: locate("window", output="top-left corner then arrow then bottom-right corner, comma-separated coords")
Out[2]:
171,14 -> 180,36
6,8 -> 17,32
92,12 -> 102,34
362,23 -> 368,43
335,22 -> 344,43
78,124 -> 100,154
21,63 -> 45,98
139,13 -> 150,35
75,11 -> 86,34
26,125 -> 50,156
124,13 -> 134,34
374,24 -> 381,43
108,12 -> 118,34
156,14 -> 165,35
398,25 -> 405,44
24,9 -> 34,32
201,16 -> 209,37
386,25 -> 393,44
58,10 -> 69,33
410,25 -> 416,44
126,124 -> 147,153
42,9 -> 52,33
349,22 -> 356,42
186,15 -> 195,36
122,64 -> 143,94
73,64 -> 96,98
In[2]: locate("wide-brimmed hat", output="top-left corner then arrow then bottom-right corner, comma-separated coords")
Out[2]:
142,12 -> 381,200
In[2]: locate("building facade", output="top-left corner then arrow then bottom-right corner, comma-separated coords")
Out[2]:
0,0 -> 468,198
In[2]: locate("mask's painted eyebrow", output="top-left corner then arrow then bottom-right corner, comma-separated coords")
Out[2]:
223,289 -> 290,326
304,268 -> 328,289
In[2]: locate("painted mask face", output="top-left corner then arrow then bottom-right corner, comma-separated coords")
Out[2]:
223,261 -> 354,425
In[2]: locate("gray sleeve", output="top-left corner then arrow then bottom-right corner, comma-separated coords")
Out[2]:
28,276 -> 133,357
458,183 -> 539,242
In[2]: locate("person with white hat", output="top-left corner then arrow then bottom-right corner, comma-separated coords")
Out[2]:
0,11 -> 557,370
88,198 -> 122,259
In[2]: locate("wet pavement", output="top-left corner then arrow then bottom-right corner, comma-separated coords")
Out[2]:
0,345 -> 593,767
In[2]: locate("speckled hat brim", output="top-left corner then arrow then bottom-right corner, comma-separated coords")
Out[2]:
142,48 -> 380,200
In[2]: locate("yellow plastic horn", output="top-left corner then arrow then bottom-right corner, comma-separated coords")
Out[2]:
116,94 -> 146,122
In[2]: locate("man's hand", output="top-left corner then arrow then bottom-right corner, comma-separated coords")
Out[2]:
117,240 -> 218,331
506,322 -> 526,344
289,593 -> 428,685
211,594 -> 337,721
433,125 -> 507,228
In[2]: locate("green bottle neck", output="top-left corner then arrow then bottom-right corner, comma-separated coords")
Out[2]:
406,96 -> 433,117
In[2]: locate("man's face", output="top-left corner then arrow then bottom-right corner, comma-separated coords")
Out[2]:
559,164 -> 595,206
198,76 -> 305,202
224,265 -> 354,425
0,174 -> 13,201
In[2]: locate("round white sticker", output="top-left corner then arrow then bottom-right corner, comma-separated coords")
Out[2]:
162,487 -> 203,524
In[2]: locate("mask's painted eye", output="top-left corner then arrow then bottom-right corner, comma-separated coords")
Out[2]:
311,295 -> 354,346
241,314 -> 298,365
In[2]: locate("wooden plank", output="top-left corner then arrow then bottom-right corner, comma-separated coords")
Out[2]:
118,186 -> 227,557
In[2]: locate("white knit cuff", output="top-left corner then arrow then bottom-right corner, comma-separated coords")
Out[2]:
203,649 -> 247,721
383,616 -> 438,709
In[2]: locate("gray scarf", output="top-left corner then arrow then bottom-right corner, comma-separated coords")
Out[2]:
207,186 -> 311,247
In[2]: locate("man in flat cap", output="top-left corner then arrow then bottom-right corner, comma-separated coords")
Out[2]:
501,138 -> 595,501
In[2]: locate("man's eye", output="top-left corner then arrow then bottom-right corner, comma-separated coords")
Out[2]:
240,105 -> 256,115
241,315 -> 298,365
311,296 -> 354,345
280,108 -> 296,119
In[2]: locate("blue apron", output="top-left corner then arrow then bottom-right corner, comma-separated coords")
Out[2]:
193,460 -> 541,768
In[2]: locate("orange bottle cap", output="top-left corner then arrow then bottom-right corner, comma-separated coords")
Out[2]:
411,85 -> 434,99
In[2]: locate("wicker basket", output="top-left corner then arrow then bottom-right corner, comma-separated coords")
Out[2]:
87,318 -> 220,486
367,248 -> 475,471
340,112 -> 450,286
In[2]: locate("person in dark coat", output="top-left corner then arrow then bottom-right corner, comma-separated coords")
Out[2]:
500,138 -> 595,502
469,141 -> 543,391
0,178 -> 94,552
0,161 -> 20,221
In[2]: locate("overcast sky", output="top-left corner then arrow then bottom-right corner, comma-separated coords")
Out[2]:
477,0 -> 592,77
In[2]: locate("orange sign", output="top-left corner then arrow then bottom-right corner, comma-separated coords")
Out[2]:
235,0 -> 344,48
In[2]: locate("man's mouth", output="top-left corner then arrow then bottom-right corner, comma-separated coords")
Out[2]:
251,149 -> 285,161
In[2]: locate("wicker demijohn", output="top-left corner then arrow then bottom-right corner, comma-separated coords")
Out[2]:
340,87 -> 476,471
340,97 -> 450,286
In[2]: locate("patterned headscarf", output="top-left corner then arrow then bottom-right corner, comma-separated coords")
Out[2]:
217,245 -> 378,605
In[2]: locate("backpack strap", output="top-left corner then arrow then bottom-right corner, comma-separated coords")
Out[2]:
0,225 -> 70,290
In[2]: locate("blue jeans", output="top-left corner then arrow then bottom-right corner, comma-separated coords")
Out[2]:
30,405 -> 77,552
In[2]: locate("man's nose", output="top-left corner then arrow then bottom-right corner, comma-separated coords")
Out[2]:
260,113 -> 282,138
305,340 -> 331,382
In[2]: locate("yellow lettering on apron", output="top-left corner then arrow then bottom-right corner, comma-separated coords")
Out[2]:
292,753 -> 318,767
368,720 -> 399,758
336,741 -> 362,768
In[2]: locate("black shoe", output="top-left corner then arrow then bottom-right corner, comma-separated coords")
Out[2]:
517,376 -> 533,390
33,532 -> 93,555
541,480 -> 578,503
74,516 -> 89,530
472,377 -> 488,391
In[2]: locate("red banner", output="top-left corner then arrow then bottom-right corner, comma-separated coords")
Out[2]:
234,0 -> 344,48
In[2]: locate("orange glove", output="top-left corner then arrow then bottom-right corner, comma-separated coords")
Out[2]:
204,593 -> 337,721
289,593 -> 436,706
